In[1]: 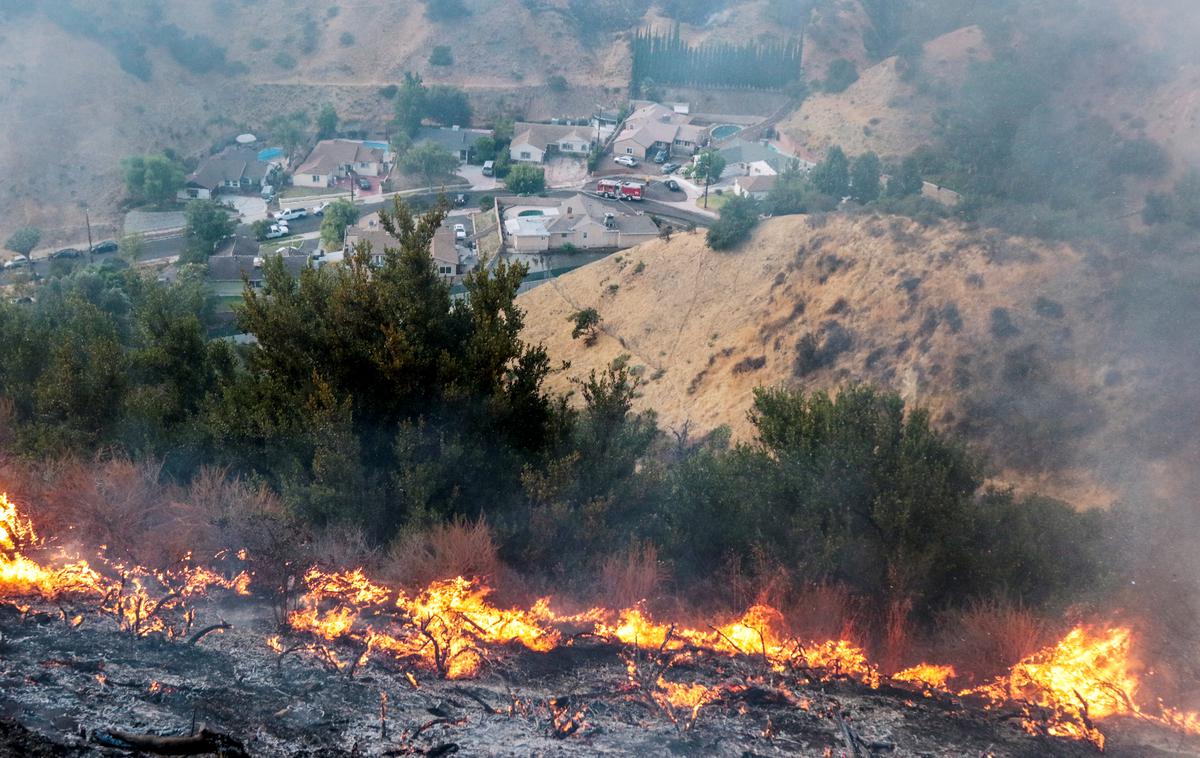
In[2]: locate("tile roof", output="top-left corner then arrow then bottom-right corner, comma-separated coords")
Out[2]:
737,174 -> 779,193
187,147 -> 273,191
511,122 -> 594,152
297,140 -> 386,176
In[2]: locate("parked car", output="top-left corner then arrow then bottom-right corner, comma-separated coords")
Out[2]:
481,161 -> 495,177
661,163 -> 681,174
50,247 -> 82,259
276,207 -> 307,221
664,178 -> 681,192
263,224 -> 290,240
312,201 -> 331,216
653,150 -> 668,164
356,177 -> 372,191
453,193 -> 467,207
90,240 -> 118,255
260,184 -> 275,200
3,256 -> 30,270
453,223 -> 467,241
614,155 -> 639,168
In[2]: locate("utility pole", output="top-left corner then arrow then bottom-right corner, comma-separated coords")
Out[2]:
703,155 -> 711,210
83,205 -> 95,264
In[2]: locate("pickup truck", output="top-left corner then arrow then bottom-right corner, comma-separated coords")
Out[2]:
276,207 -> 308,222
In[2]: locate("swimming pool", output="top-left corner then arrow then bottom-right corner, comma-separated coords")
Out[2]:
710,124 -> 742,140
364,141 -> 389,151
517,210 -> 545,217
257,147 -> 284,161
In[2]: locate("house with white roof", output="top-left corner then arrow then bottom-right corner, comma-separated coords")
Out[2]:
294,139 -> 389,188
509,123 -> 596,163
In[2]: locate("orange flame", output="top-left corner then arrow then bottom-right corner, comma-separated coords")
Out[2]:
3,491 -> 1200,748
893,663 -> 957,690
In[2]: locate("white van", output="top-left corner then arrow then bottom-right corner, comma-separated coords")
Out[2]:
481,161 -> 494,177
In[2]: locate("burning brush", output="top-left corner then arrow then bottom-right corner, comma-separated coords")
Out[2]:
4,490 -> 1200,751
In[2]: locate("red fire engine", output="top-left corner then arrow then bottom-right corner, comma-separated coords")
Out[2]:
597,179 -> 645,201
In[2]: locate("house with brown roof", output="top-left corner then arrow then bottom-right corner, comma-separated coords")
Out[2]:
294,139 -> 389,188
343,212 -> 459,279
733,174 -> 779,200
509,122 -> 595,163
501,194 -> 658,252
612,103 -> 707,160
179,146 -> 279,200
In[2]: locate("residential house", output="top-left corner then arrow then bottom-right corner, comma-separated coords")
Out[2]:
733,174 -> 778,200
294,139 -> 389,188
509,122 -> 596,163
207,254 -> 310,298
414,125 -> 493,163
713,138 -> 808,177
501,194 -> 658,252
180,146 -> 279,200
212,234 -> 261,257
612,102 -> 707,160
343,212 -> 459,278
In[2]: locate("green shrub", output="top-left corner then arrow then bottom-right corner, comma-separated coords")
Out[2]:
429,45 -> 453,66
706,195 -> 759,250
273,51 -> 297,70
823,58 -> 858,93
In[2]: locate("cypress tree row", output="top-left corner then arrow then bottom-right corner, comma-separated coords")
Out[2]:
631,24 -> 803,91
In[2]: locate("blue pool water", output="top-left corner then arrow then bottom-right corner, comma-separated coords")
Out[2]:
710,124 -> 742,140
257,147 -> 284,161
363,141 -> 389,151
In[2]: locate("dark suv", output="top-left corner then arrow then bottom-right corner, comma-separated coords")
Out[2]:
90,240 -> 118,255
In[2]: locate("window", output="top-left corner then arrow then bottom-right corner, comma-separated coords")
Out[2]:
520,151 -> 531,160
312,175 -> 319,182
626,148 -> 633,154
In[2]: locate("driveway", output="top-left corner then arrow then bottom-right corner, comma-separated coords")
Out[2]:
226,196 -> 268,222
124,210 -> 186,235
544,156 -> 589,188
457,163 -> 498,191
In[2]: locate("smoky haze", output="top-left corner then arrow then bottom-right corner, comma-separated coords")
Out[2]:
2,0 -> 1200,751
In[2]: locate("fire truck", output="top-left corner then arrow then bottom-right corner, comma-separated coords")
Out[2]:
596,179 -> 645,201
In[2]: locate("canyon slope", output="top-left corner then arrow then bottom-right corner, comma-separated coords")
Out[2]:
518,213 -> 1200,508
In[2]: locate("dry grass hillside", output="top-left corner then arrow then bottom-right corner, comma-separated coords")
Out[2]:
779,24 -> 987,161
0,0 -> 635,244
518,213 -> 1200,509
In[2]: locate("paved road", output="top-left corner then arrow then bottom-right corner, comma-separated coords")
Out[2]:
1,186 -> 711,286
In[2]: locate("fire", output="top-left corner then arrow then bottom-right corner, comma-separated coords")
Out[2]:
962,626 -> 1200,748
1,492 -> 247,637
656,677 -> 719,714
286,575 -> 566,678
893,663 -> 957,690
3,491 -> 1200,749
